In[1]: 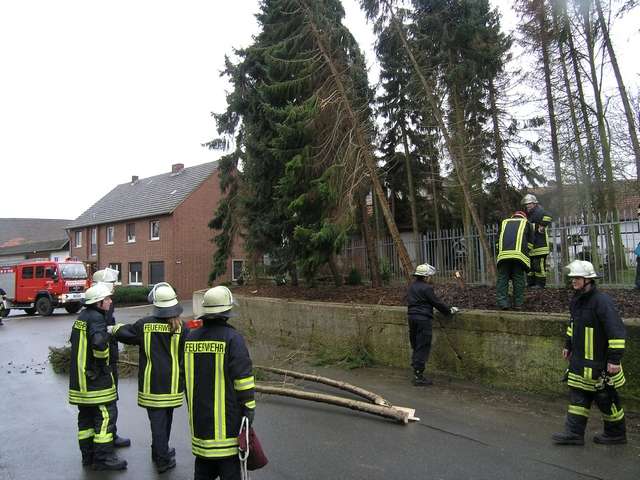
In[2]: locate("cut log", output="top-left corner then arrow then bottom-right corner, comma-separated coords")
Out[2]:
255,365 -> 391,406
255,384 -> 410,424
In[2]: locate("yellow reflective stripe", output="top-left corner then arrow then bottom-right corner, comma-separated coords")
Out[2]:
185,349 -> 195,438
583,366 -> 592,381
92,348 -> 109,359
584,327 -> 594,360
144,330 -> 152,394
171,331 -> 179,394
192,437 -> 238,448
608,339 -> 625,349
93,405 -> 112,443
542,215 -> 552,222
568,405 -> 590,417
566,325 -> 573,337
78,329 -> 87,392
191,445 -> 238,458
234,376 -> 255,391
78,428 -> 95,440
112,323 -> 124,334
245,400 -> 256,409
611,368 -> 626,388
214,352 -> 226,440
603,407 -> 624,422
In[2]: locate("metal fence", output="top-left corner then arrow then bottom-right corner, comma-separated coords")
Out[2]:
341,209 -> 640,287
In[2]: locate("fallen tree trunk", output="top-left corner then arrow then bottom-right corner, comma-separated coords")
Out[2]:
255,365 -> 391,406
255,384 -> 410,424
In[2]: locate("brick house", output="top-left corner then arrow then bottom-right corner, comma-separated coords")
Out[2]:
0,218 -> 70,262
67,162 -> 245,299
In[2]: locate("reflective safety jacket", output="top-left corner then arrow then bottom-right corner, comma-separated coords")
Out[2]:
184,317 -> 256,459
527,204 -> 552,256
68,305 -> 117,405
564,286 -> 626,391
112,316 -> 187,408
496,217 -> 533,270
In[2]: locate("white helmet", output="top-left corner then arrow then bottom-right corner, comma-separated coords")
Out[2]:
93,268 -> 119,284
566,260 -> 600,279
414,264 -> 436,277
148,282 -> 183,318
521,194 -> 538,205
201,286 -> 236,317
84,283 -> 113,305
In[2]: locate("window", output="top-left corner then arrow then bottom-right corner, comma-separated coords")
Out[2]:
45,267 -> 55,278
74,231 -> 82,248
22,266 -> 34,279
128,262 -> 142,285
90,228 -> 97,256
232,259 -> 245,282
106,226 -> 115,245
108,263 -> 121,276
35,266 -> 45,278
150,221 -> 160,240
149,261 -> 165,284
126,223 -> 136,243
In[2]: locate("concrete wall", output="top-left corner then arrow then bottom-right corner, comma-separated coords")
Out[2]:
192,292 -> 640,409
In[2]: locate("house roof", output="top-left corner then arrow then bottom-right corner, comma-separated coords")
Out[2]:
0,218 -> 70,255
67,161 -> 219,229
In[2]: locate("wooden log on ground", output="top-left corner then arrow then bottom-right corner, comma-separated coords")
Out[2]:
255,365 -> 391,406
255,384 -> 410,424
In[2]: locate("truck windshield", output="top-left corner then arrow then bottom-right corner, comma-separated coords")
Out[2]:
59,263 -> 88,279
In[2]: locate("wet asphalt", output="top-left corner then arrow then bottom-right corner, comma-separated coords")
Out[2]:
0,303 -> 639,480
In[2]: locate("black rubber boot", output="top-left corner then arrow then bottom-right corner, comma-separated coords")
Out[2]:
412,370 -> 433,386
593,432 -> 627,445
551,431 -> 584,445
92,454 -> 128,471
152,447 -> 176,463
156,456 -> 177,473
81,450 -> 94,467
113,435 -> 131,448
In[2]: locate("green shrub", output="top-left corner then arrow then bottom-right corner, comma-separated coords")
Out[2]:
346,268 -> 362,285
112,285 -> 152,305
379,258 -> 392,285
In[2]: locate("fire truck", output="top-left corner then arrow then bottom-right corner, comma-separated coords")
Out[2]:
0,258 -> 90,317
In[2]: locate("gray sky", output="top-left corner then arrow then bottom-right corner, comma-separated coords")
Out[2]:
1,1 -> 638,220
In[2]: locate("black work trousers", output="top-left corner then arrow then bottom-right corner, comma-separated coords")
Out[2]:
77,401 -> 117,462
527,255 -> 547,287
147,407 -> 174,463
194,456 -> 241,480
565,387 -> 626,437
408,316 -> 432,372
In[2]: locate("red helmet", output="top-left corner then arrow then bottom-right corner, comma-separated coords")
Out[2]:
512,211 -> 527,219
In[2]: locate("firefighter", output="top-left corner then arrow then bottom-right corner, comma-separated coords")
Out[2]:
110,282 -> 187,473
0,287 -> 6,325
552,260 -> 627,445
68,283 -> 127,470
92,268 -> 131,449
496,211 -> 533,310
406,264 -> 458,386
185,286 -> 255,480
521,194 -> 553,288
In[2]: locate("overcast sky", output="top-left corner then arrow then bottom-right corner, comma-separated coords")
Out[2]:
1,1 -> 638,220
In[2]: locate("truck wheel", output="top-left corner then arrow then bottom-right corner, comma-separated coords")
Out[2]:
36,297 -> 54,316
64,303 -> 82,314
24,307 -> 36,315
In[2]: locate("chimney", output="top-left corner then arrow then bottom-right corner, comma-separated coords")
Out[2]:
131,175 -> 139,184
171,163 -> 185,174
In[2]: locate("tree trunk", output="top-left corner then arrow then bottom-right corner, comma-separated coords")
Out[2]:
360,191 -> 382,287
428,157 -> 444,273
383,1 -> 496,280
594,0 -> 640,181
300,0 -> 414,282
488,77 -> 509,217
400,123 -> 422,262
536,0 -> 565,222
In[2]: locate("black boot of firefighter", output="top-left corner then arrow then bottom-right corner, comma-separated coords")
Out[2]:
551,431 -> 584,445
113,434 -> 131,448
412,369 -> 433,386
594,417 -> 627,444
92,444 -> 127,471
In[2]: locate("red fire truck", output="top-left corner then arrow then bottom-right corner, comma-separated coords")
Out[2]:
0,258 -> 90,316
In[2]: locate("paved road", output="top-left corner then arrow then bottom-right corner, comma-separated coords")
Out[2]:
0,304 -> 638,480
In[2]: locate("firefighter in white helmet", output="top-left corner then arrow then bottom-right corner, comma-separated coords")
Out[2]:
552,260 -> 627,446
92,268 -> 130,449
68,283 -> 128,470
521,194 -> 553,288
184,286 -> 255,480
110,282 -> 186,473
406,264 -> 458,386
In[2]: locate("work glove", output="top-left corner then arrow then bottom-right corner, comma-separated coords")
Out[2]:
450,307 -> 459,315
243,408 -> 255,426
106,325 -> 114,334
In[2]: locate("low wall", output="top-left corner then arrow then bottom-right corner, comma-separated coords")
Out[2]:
192,291 -> 640,409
